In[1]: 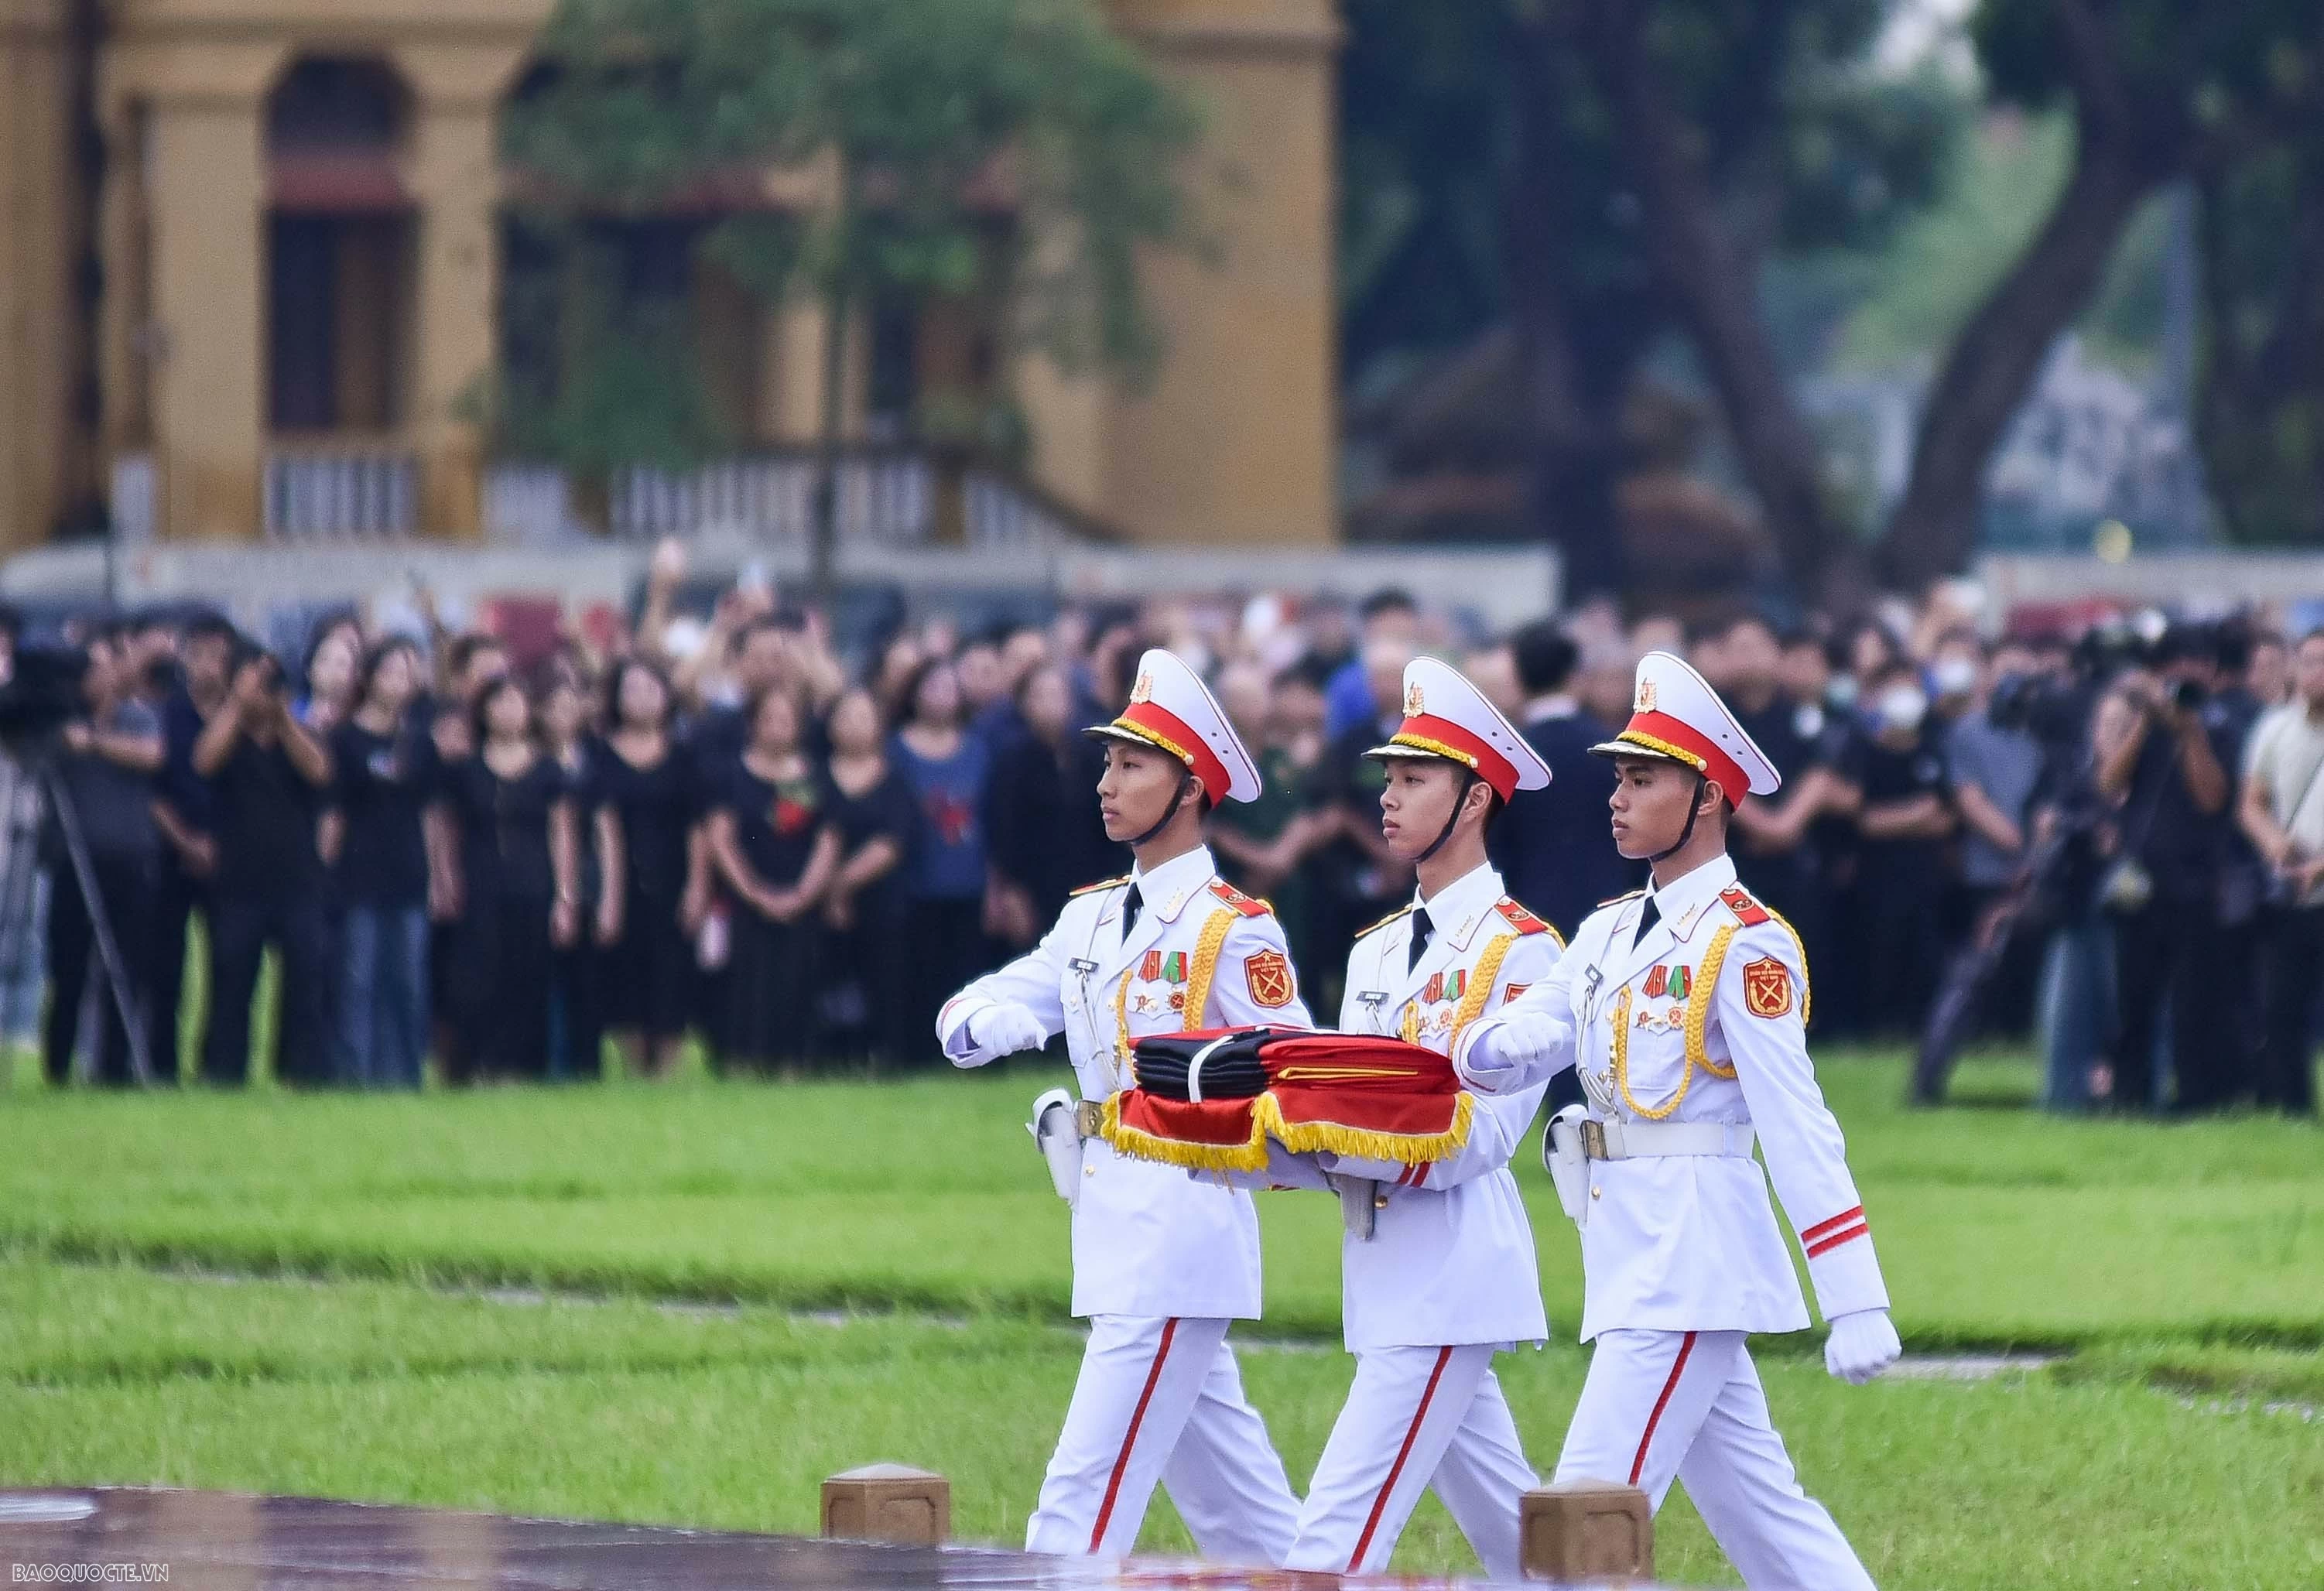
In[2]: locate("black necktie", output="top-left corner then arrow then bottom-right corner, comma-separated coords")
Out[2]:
1408,906 -> 1435,973
1121,883 -> 1143,942
1633,894 -> 1662,948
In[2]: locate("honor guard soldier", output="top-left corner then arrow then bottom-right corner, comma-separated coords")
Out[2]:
936,648 -> 1309,1564
1456,651 -> 1900,1591
1266,657 -> 1564,1579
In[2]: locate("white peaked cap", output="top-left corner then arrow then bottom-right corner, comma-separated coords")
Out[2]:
1365,656 -> 1551,801
1587,649 -> 1782,797
1083,648 -> 1263,803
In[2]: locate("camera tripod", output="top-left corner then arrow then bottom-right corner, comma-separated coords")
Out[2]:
0,743 -> 159,1086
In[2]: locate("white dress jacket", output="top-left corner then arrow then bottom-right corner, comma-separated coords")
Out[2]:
1333,862 -> 1561,1353
1456,854 -> 1889,1342
940,844 -> 1316,1321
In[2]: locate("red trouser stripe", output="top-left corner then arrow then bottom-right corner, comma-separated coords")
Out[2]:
1087,1319 -> 1179,1553
1347,1345 -> 1455,1571
1629,1331 -> 1698,1487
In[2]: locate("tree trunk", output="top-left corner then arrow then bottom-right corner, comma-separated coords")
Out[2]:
1582,0 -> 1867,605
1504,14 -> 1626,601
1878,132 -> 2158,586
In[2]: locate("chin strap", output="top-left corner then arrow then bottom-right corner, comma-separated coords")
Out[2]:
1647,772 -> 1709,865
1128,765 -> 1196,849
1415,768 -> 1479,865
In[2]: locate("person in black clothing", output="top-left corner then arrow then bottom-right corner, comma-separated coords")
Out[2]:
193,646 -> 335,1086
1491,620 -> 1625,939
1302,640 -> 1415,1010
149,614 -> 236,1076
2202,621 -> 2271,1105
425,630 -> 512,1083
1853,659 -> 1957,1035
705,686 -> 839,1073
330,638 -> 438,1090
1797,631 -> 1874,1037
2096,628 -> 2238,1112
542,668 -> 604,1081
43,632 -> 166,1086
1696,614 -> 1850,931
821,686 -> 918,1065
594,658 -> 698,1077
443,677 -> 581,1083
984,662 -> 1122,936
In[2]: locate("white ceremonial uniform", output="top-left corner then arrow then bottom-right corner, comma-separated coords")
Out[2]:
939,841 -> 1312,1563
1276,860 -> 1559,1581
1459,853 -> 1887,1590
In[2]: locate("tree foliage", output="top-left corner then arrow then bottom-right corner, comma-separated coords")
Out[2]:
2196,142 -> 2324,545
1337,0 -> 1963,597
1877,0 -> 2324,581
496,0 -> 1196,570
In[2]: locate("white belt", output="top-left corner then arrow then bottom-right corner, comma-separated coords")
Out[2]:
1580,1118 -> 1755,1161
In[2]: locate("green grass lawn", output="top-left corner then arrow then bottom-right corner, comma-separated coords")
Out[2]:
2,1050 -> 2321,1587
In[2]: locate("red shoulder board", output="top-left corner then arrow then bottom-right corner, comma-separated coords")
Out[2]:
1206,880 -> 1272,917
1494,898 -> 1552,936
1070,874 -> 1131,898
1719,884 -> 1771,926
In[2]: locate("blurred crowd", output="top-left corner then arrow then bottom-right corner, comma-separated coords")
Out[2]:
6,546 -> 2319,1117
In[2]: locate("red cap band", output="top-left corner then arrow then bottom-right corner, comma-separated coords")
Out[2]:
1620,710 -> 1749,801
1116,700 -> 1233,803
1395,713 -> 1521,801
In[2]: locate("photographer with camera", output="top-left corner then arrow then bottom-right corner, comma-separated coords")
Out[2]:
193,643 -> 335,1086
2093,624 -> 2237,1112
2237,628 -> 2324,1117
41,628 -> 165,1086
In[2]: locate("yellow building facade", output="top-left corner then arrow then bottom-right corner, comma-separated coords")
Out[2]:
0,0 -> 1337,553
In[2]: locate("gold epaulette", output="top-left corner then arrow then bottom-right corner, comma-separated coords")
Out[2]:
1353,903 -> 1417,941
1070,874 -> 1131,898
1598,888 -> 1646,908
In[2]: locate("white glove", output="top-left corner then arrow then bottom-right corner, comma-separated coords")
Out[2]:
1460,1012 -> 1562,1090
1823,1307 -> 1901,1384
1319,1152 -> 1413,1183
971,1001 -> 1050,1060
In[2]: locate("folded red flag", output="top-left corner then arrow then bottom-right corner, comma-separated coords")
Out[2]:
1102,1027 -> 1473,1173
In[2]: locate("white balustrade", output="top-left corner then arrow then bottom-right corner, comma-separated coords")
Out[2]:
264,444 -> 418,540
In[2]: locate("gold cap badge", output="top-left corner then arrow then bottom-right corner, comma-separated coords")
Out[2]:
1128,672 -> 1153,705
1636,677 -> 1658,712
1405,681 -> 1426,716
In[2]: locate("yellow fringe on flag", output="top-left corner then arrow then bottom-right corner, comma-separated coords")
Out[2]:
1252,1088 -> 1475,1165
1097,1086 -> 1477,1172
1098,1091 -> 1272,1173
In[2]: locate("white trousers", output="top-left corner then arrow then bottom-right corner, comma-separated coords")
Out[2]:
1285,1343 -> 1538,1581
1554,1329 -> 1876,1591
1026,1314 -> 1300,1564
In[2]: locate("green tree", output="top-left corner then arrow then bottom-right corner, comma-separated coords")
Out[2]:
2195,140 -> 2324,545
1337,0 -> 1957,597
1877,0 -> 2324,583
501,0 -> 1196,590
